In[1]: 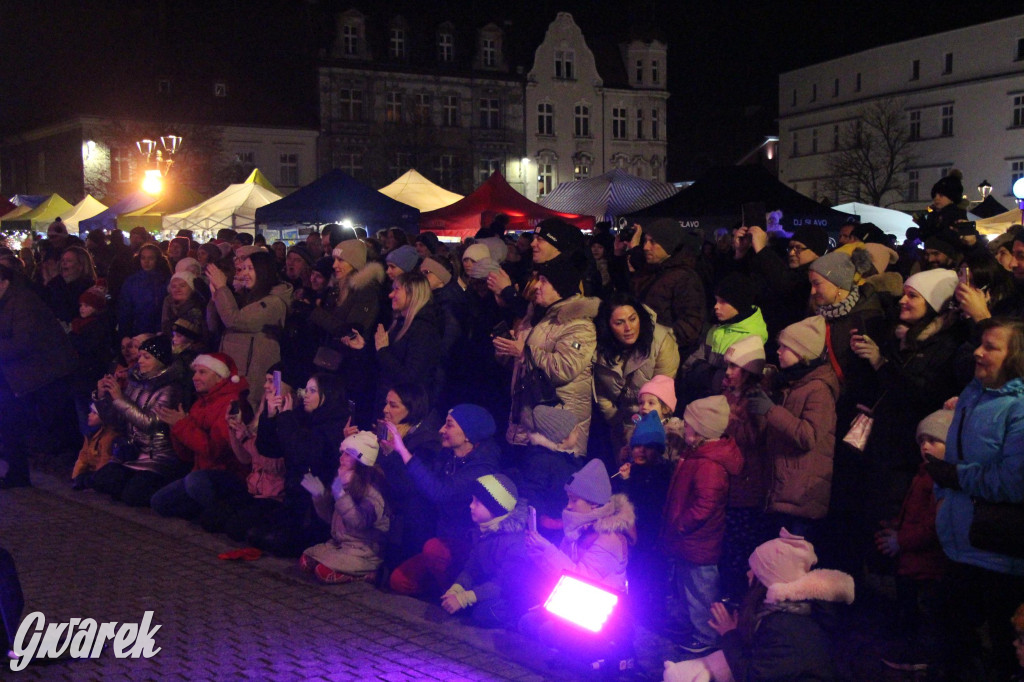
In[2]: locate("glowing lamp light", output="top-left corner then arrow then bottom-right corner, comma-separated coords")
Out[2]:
340,219 -> 353,229
142,169 -> 164,195
1014,177 -> 1024,201
543,573 -> 619,633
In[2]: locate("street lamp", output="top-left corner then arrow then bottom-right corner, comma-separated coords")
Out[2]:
1013,178 -> 1024,210
978,179 -> 992,199
136,134 -> 183,194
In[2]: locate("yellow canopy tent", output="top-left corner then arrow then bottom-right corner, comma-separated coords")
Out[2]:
117,185 -> 206,233
378,169 -> 464,212
0,194 -> 73,233
976,207 -> 1023,235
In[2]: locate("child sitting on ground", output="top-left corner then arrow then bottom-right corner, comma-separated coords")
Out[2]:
71,402 -> 119,490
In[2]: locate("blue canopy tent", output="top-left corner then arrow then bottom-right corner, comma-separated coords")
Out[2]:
255,169 -> 420,236
79,191 -> 161,234
627,166 -> 855,236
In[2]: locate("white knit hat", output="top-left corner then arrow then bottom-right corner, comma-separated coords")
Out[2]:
905,269 -> 958,313
340,431 -> 379,467
169,271 -> 196,291
777,316 -> 826,362
683,395 -> 731,440
723,335 -> 766,375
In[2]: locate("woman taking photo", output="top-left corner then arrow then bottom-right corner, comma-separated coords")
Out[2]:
929,317 -> 1024,680
206,250 -> 292,410
593,292 -> 679,452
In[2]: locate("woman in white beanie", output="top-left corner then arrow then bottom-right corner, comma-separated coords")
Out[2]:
299,431 -> 389,584
747,316 -> 839,542
663,529 -> 854,682
159,270 -> 208,346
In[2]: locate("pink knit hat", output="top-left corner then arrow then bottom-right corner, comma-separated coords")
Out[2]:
638,375 -> 677,413
748,528 -> 818,588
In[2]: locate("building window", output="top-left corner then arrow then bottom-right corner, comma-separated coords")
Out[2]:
537,103 -> 554,135
911,59 -> 920,80
651,109 -> 660,140
943,52 -> 953,75
635,59 -> 643,83
1014,95 -> 1024,127
481,38 -> 496,67
338,89 -> 363,121
833,124 -> 840,149
479,98 -> 499,129
435,154 -> 456,188
636,109 -> 644,139
537,161 -> 554,197
158,79 -> 171,94
833,78 -> 839,97
555,50 -> 575,79
214,82 -> 227,97
811,128 -> 818,153
442,95 -> 459,127
414,94 -> 432,124
279,153 -> 299,186
909,110 -> 921,139
336,152 -> 363,177
907,170 -> 920,201
855,73 -> 862,92
652,60 -> 659,83
438,32 -> 453,62
810,84 -> 817,102
386,92 -> 403,123
574,104 -> 590,138
1017,38 -> 1024,61
941,104 -> 954,136
791,89 -> 797,107
479,156 -> 502,183
235,150 -> 256,176
1012,161 -> 1024,192
574,156 -> 591,180
391,152 -> 414,178
612,108 -> 627,139
342,24 -> 358,55
110,146 -> 131,182
792,131 -> 799,157
390,28 -> 406,59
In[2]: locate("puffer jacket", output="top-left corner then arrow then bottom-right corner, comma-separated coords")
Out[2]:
170,375 -> 249,477
532,493 -> 636,592
209,282 -> 292,410
507,295 -> 599,456
936,377 -> 1024,575
594,309 -> 680,424
661,436 -> 744,564
765,362 -> 840,520
96,363 -> 186,478
308,262 -> 385,339
304,482 -> 389,576
896,465 -> 948,581
631,249 -> 706,357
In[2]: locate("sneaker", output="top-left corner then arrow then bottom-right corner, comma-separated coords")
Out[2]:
679,638 -> 717,655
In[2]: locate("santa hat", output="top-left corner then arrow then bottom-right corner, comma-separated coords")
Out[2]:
192,352 -> 240,383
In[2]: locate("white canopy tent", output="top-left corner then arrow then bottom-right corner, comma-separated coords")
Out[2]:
976,207 -> 1023,235
378,169 -> 463,212
58,195 -> 107,234
163,169 -> 281,237
832,202 -> 917,242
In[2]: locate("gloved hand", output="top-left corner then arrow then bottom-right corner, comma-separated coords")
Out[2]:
663,658 -> 711,682
440,584 -> 477,613
745,388 -> 775,416
300,472 -> 325,497
924,455 -> 961,490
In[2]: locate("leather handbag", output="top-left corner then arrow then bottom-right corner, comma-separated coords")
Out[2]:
515,346 -> 559,408
312,345 -> 342,372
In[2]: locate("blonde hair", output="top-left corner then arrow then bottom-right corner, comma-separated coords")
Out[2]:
389,272 -> 432,342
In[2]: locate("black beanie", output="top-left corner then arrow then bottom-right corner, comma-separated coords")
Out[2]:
715,273 -> 755,315
924,231 -> 960,259
535,219 -> 585,256
931,173 -> 964,202
536,259 -> 582,300
790,225 -> 829,258
138,334 -> 173,367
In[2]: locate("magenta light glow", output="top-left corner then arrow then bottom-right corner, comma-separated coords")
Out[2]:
543,574 -> 619,633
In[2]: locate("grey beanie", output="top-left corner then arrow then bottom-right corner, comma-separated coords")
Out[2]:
917,409 -> 953,443
564,459 -> 612,506
531,406 -> 579,445
643,218 -> 686,255
809,251 -> 855,291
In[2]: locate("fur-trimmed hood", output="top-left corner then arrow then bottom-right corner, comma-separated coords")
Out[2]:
765,568 -> 855,605
546,294 -> 601,324
592,493 -> 636,535
345,261 -> 385,291
862,271 -> 904,299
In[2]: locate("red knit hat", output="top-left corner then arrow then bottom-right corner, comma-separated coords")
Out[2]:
79,285 -> 108,311
191,352 -> 240,383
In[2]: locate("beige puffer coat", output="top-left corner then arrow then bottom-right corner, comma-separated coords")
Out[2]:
506,295 -> 599,457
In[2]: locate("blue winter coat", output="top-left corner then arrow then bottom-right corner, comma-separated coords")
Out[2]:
936,377 -> 1024,575
117,269 -> 169,337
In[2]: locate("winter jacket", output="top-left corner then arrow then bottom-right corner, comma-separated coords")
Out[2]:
72,426 -> 118,479
507,295 -> 599,456
936,377 -> 1024,575
719,568 -> 854,682
118,269 -> 169,336
170,376 -> 249,477
895,464 -> 948,581
765,363 -> 840,521
46,275 -> 94,324
631,249 -> 706,357
209,282 -> 292,410
68,313 -> 113,388
228,409 -> 286,501
97,363 -> 186,478
744,246 -> 813,339
532,493 -> 636,592
376,302 -> 443,400
308,263 -> 385,340
433,280 -> 470,360
661,437 -> 744,564
304,482 -> 389,576
917,202 -> 967,240
594,310 -> 680,425
405,438 -> 501,544
616,459 -> 672,553
0,278 -> 78,396
724,391 -> 770,509
272,397 -> 350,490
682,307 -> 768,398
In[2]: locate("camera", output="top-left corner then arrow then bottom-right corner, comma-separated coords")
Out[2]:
618,224 -> 636,243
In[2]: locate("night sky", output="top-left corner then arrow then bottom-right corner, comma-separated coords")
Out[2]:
1,0 -> 1022,179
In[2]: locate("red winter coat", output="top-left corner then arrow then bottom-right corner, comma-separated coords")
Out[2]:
895,464 -> 949,581
170,376 -> 249,478
661,437 -> 744,565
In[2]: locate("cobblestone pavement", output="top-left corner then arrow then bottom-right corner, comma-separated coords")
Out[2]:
0,473 -> 566,681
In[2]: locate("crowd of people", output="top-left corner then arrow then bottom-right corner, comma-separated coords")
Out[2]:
2,170 -> 1024,680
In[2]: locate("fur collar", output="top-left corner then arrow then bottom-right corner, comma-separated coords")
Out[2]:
863,271 -> 904,298
592,493 -> 636,535
548,295 -> 601,324
345,262 -> 385,291
766,568 -> 855,605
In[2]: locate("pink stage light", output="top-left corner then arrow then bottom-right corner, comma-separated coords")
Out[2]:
543,574 -> 619,633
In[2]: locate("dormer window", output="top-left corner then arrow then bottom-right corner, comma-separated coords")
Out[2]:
482,38 -> 496,67
652,60 -> 659,84
635,59 -> 643,84
214,82 -> 227,97
555,50 -> 574,79
390,28 -> 406,59
342,23 -> 359,55
438,30 -> 453,62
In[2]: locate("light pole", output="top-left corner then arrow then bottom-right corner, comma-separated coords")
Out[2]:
978,179 -> 992,199
136,135 -> 182,195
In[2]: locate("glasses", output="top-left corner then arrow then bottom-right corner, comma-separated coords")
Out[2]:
787,244 -> 807,254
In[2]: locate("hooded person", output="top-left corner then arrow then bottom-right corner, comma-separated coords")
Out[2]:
299,431 -> 390,584
661,394 -> 744,653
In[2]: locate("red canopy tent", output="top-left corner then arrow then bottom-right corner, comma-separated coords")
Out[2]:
419,172 -> 594,237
